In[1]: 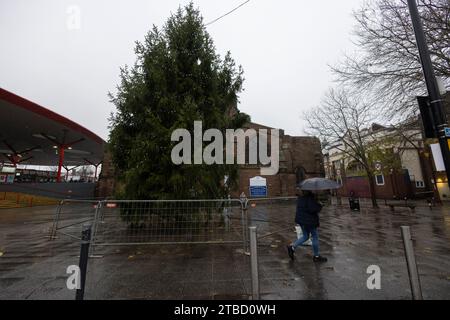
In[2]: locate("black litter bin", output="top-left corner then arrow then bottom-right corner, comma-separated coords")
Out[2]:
349,198 -> 360,211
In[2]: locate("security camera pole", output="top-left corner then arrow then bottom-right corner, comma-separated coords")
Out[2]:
407,0 -> 450,188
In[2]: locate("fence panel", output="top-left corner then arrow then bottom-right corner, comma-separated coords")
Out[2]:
92,199 -> 246,246
48,198 -> 253,299
245,197 -> 297,244
49,199 -> 101,240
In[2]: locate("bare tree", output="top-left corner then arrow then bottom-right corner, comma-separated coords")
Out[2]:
73,165 -> 94,181
304,88 -> 380,207
332,0 -> 449,120
388,117 -> 423,151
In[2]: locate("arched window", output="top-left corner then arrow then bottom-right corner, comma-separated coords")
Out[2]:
295,166 -> 306,184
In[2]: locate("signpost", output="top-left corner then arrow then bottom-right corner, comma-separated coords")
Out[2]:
375,162 -> 382,172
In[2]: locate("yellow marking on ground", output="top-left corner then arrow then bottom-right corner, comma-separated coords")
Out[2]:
0,192 -> 59,209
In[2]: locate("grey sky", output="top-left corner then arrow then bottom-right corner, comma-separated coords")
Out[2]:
0,0 -> 363,141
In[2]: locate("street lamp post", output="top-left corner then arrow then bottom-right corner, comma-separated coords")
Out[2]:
407,0 -> 450,189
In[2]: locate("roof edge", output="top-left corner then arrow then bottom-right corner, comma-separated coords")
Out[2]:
0,87 -> 105,145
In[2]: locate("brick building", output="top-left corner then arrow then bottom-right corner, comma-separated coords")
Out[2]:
233,122 -> 324,198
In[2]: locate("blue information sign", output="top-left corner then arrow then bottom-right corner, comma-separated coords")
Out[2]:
249,186 -> 267,198
445,127 -> 450,138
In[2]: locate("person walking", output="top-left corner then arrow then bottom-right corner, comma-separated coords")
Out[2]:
287,190 -> 327,262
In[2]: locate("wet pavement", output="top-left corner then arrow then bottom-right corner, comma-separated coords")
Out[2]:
0,201 -> 449,300
249,200 -> 450,299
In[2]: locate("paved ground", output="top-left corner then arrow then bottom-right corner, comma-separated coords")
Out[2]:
0,200 -> 449,300
249,199 -> 450,300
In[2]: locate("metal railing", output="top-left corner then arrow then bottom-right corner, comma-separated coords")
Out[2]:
49,196 -> 427,300
49,199 -> 100,240
245,196 -> 297,244
92,199 -> 246,246
50,197 -> 255,299
50,198 -> 248,247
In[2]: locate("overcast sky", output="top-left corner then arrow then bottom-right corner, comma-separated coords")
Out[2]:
0,0 -> 364,141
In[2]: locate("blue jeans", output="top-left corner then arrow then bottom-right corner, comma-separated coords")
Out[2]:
292,225 -> 319,257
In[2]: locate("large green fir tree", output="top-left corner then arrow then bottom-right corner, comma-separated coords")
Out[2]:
109,3 -> 249,200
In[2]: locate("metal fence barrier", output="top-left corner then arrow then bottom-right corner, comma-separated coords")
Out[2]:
49,199 -> 101,240
49,198 -> 255,300
245,197 -> 297,244
51,199 -> 249,246
91,199 -> 246,247
48,196 -> 431,300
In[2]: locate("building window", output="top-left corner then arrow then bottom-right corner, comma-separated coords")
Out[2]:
375,174 -> 385,186
415,181 -> 425,188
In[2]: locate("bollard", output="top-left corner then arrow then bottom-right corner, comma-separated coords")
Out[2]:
75,224 -> 92,300
249,226 -> 260,300
400,226 -> 423,300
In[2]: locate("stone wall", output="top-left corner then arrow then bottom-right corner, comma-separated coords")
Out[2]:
95,147 -> 116,198
233,122 -> 324,198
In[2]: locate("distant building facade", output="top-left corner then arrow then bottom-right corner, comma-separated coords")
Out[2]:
323,92 -> 450,202
323,123 -> 434,200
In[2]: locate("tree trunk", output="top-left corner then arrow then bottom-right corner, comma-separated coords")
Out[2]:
367,171 -> 379,208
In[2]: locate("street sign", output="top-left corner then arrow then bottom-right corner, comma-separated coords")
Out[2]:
431,143 -> 445,172
249,176 -> 267,197
444,127 -> 450,138
375,163 -> 382,171
249,186 -> 267,198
